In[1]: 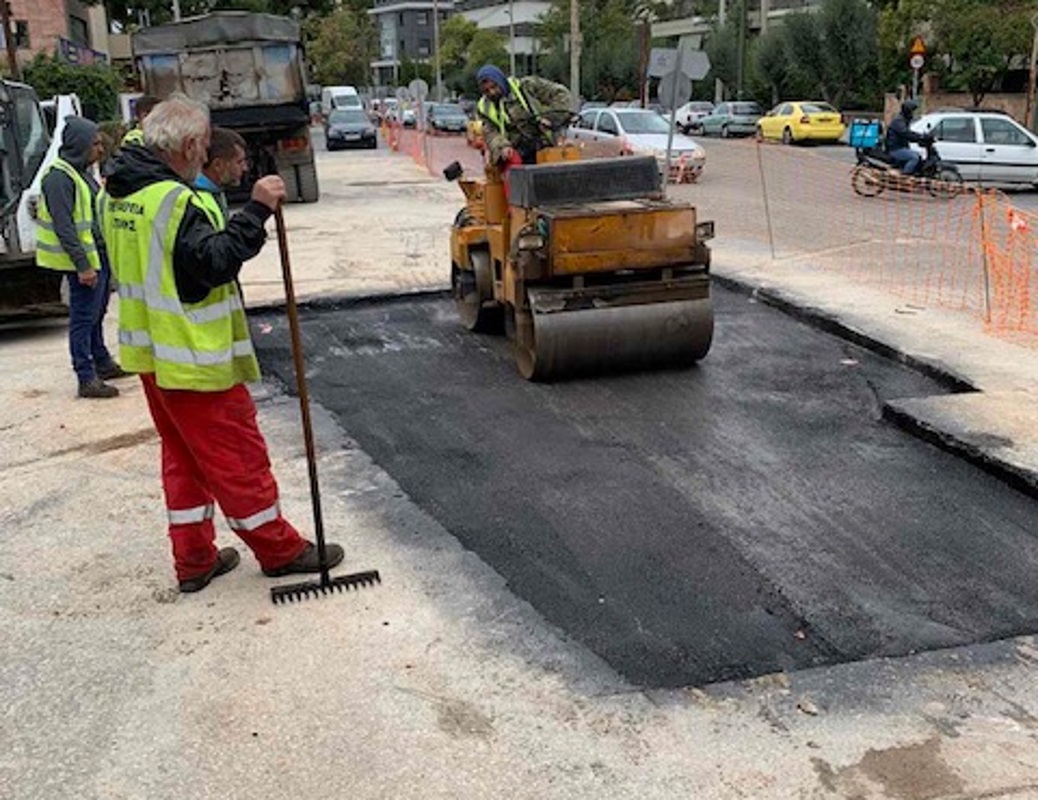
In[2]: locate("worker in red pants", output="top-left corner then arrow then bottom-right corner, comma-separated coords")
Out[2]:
102,95 -> 345,593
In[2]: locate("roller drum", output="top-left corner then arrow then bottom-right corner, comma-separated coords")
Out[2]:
517,278 -> 713,380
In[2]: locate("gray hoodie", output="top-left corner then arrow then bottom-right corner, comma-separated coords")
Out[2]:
40,117 -> 107,273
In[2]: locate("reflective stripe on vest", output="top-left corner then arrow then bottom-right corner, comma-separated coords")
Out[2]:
478,77 -> 533,134
122,128 -> 145,147
101,180 -> 260,391
35,158 -> 100,272
194,190 -> 227,230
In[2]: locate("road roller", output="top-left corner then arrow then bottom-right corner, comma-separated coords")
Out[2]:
446,147 -> 715,380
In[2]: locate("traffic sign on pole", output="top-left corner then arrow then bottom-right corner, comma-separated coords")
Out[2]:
909,53 -> 925,70
909,36 -> 926,56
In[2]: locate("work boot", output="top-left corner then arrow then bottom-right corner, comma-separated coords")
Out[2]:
97,362 -> 131,380
78,378 -> 119,399
178,547 -> 241,593
262,542 -> 345,577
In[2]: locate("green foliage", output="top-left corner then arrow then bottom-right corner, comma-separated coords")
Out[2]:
22,53 -> 121,121
879,0 -> 1032,105
536,0 -> 641,101
705,17 -> 740,92
398,55 -> 433,86
303,5 -> 376,86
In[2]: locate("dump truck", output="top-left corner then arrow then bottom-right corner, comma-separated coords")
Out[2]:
0,88 -> 81,318
447,142 -> 714,380
133,11 -> 319,203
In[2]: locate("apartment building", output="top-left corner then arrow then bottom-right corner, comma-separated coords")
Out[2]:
369,0 -> 455,86
3,0 -> 109,65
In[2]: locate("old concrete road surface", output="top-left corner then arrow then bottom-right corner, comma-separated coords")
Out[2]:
253,285 -> 1038,689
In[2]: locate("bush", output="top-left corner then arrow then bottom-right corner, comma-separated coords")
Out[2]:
22,53 -> 122,122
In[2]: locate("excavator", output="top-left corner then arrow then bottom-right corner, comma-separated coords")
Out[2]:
446,121 -> 715,380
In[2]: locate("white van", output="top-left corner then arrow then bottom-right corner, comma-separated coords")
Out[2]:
321,86 -> 361,117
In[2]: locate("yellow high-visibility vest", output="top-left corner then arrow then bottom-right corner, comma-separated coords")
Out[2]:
101,180 -> 259,391
35,158 -> 100,272
478,77 -> 533,134
121,127 -> 145,147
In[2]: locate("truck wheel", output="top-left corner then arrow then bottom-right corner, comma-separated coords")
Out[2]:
296,161 -> 320,203
280,166 -> 299,203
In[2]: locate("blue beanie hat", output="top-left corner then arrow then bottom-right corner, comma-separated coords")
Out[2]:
476,64 -> 510,96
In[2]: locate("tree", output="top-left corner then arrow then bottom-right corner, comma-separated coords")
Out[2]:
752,28 -> 789,106
931,0 -> 1031,105
23,54 -> 122,120
817,0 -> 879,108
536,0 -> 641,101
440,15 -> 479,80
705,17 -> 740,96
304,5 -> 377,87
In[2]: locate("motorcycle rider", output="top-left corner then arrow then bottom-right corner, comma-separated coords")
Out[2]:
886,99 -> 929,175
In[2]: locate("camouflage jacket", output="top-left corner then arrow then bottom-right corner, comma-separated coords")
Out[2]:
478,76 -> 572,163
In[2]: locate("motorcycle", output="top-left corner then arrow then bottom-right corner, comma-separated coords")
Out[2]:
851,136 -> 965,199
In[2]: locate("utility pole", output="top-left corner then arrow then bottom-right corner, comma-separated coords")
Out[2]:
1027,13 -> 1038,132
736,0 -> 745,100
0,0 -> 20,80
509,0 -> 516,75
715,0 -> 726,103
433,0 -> 443,100
569,0 -> 581,109
172,0 -> 182,22
638,20 -> 650,107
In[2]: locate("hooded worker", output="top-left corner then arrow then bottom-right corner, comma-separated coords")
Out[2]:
476,64 -> 572,168
885,99 -> 929,175
36,116 -> 129,398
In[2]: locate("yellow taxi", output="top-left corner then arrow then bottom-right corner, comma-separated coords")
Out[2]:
757,101 -> 845,145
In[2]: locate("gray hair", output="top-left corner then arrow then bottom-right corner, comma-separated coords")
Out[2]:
142,94 -> 210,153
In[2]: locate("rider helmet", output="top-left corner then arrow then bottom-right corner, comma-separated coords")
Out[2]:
900,99 -> 919,118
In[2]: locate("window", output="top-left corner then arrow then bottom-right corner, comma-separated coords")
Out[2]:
14,20 -> 28,48
778,104 -> 792,116
934,117 -> 976,143
398,13 -> 404,24
416,11 -> 428,24
980,117 -> 1032,146
11,85 -> 48,181
715,104 -> 727,115
578,110 -> 597,129
68,15 -> 89,46
418,39 -> 431,55
597,113 -> 619,135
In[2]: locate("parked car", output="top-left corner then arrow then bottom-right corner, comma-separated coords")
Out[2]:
911,110 -> 1038,186
401,106 -> 416,127
324,108 -> 378,150
757,101 -> 845,144
568,107 -> 706,180
428,103 -> 468,134
697,101 -> 763,137
675,101 -> 714,134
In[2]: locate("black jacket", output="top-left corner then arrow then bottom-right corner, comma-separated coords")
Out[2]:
104,145 -> 272,305
886,115 -> 926,152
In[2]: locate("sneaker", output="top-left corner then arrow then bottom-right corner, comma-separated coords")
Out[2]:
78,378 -> 119,399
97,362 -> 131,380
262,542 -> 344,577
178,547 -> 241,593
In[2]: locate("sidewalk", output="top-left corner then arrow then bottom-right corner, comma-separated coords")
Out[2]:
2,147 -> 1038,799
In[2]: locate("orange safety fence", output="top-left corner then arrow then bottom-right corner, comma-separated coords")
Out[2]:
381,126 -> 1037,348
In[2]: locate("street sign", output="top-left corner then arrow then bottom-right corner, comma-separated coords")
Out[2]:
649,48 -> 678,78
408,78 -> 429,101
909,53 -> 925,70
682,51 -> 711,81
657,71 -> 693,109
648,47 -> 711,80
395,87 -> 411,103
909,36 -> 926,55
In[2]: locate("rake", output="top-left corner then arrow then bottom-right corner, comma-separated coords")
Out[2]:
270,204 -> 381,605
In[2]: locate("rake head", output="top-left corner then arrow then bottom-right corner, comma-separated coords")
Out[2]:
270,569 -> 381,605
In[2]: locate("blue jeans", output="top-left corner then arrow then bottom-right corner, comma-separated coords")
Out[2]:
66,262 -> 114,384
888,147 -> 921,175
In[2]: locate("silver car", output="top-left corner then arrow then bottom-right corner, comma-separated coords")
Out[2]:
697,101 -> 763,138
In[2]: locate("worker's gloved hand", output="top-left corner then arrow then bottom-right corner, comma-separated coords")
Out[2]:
77,268 -> 98,289
252,175 -> 287,211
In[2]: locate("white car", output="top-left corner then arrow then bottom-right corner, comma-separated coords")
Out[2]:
674,101 -> 715,134
911,110 -> 1038,186
568,107 -> 706,181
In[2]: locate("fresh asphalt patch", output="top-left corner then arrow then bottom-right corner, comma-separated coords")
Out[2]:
253,287 -> 1038,688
